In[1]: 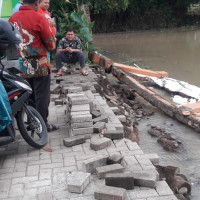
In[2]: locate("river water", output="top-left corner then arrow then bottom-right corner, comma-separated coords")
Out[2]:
93,30 -> 200,199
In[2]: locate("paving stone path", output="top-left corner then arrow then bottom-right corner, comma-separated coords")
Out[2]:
0,66 -> 177,199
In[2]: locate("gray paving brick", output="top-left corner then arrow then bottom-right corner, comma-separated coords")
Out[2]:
72,121 -> 93,129
25,180 -> 51,189
0,179 -> 11,192
68,87 -> 82,93
69,96 -> 89,105
93,115 -> 108,124
9,184 -> 24,198
12,176 -> 38,184
39,168 -> 52,180
71,104 -> 90,112
147,195 -> 178,200
0,171 -> 25,180
94,185 -> 128,200
64,135 -> 86,147
105,173 -> 134,190
71,111 -> 90,116
71,114 -> 92,123
135,154 -> 159,165
82,155 -> 108,173
14,162 -> 27,172
67,171 -> 91,193
129,189 -> 159,199
117,115 -> 126,122
155,181 -> 174,196
132,170 -> 159,188
103,130 -> 124,139
72,127 -> 93,135
90,137 -> 112,151
27,165 -> 39,176
96,164 -> 124,179
93,122 -> 105,133
64,156 -> 76,167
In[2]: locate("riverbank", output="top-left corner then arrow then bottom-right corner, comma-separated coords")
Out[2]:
0,65 -> 179,199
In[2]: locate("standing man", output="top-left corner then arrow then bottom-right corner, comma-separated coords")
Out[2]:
55,29 -> 88,77
9,0 -> 58,132
12,0 -> 23,14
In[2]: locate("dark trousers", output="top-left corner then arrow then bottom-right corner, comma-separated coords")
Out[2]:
55,51 -> 85,69
26,75 -> 50,125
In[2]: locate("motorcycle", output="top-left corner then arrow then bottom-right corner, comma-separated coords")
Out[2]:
0,19 -> 48,149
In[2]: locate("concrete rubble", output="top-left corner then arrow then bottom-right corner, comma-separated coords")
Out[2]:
0,65 -> 178,199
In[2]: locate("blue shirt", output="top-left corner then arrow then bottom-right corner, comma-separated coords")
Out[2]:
12,2 -> 23,14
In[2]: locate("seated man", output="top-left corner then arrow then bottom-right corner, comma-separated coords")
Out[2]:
55,29 -> 88,77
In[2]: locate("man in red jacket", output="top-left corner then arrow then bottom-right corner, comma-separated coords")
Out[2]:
9,0 -> 58,132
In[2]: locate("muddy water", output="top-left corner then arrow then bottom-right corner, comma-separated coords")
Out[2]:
94,29 -> 200,87
94,30 -> 200,199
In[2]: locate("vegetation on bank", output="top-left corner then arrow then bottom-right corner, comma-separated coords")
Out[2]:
50,0 -> 200,33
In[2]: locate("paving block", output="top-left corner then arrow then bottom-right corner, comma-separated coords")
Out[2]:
93,115 -> 109,124
90,137 -> 112,151
63,135 -> 86,147
107,154 -> 124,164
91,110 -> 101,118
71,104 -> 90,112
110,107 -> 120,113
82,155 -> 108,174
71,114 -> 92,123
94,185 -> 128,200
132,170 -> 159,188
71,111 -> 90,116
105,173 -> 134,190
50,84 -> 60,94
72,127 -> 93,135
103,130 -> 124,140
135,154 -> 159,165
54,99 -> 63,105
68,87 -> 82,93
117,115 -> 126,123
93,122 -> 105,133
67,93 -> 85,99
72,121 -> 93,129
156,181 -> 174,196
67,171 -> 91,193
69,96 -> 89,105
96,164 -> 124,179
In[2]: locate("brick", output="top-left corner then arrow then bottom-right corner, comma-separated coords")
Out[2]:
72,121 -> 93,129
70,96 -> 89,105
71,111 -> 90,116
93,122 -> 105,133
55,99 -> 63,105
105,173 -> 134,190
82,155 -> 108,173
71,104 -> 90,112
110,107 -> 120,113
90,138 -> 111,151
67,93 -> 85,99
96,164 -> 124,179
107,154 -> 123,164
63,136 -> 86,147
67,171 -> 91,193
50,84 -> 60,94
135,154 -> 159,165
72,127 -> 93,135
147,195 -> 178,200
129,189 -> 159,199
132,170 -> 159,188
94,185 -> 128,200
71,114 -> 92,123
156,181 -> 174,196
117,115 -> 126,123
103,130 -> 124,140
93,115 -> 108,124
68,87 -> 82,93
91,110 -> 101,118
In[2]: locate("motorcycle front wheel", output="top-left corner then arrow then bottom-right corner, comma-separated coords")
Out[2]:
16,105 -> 48,149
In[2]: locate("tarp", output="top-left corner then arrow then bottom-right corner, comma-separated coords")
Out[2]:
0,80 -> 12,131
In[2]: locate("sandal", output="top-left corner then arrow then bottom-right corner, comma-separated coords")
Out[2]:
47,124 -> 59,132
81,71 -> 88,76
55,73 -> 62,77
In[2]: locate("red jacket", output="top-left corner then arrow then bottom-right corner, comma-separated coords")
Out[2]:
9,6 -> 56,78
38,8 -> 56,37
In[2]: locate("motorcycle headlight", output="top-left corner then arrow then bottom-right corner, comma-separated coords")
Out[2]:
14,81 -> 32,92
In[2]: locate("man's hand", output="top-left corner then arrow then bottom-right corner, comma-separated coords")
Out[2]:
48,19 -> 56,27
65,47 -> 73,53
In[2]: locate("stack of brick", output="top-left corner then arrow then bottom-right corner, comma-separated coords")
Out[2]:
66,88 -> 93,138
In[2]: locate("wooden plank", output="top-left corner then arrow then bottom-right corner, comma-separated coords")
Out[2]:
113,63 -> 168,78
